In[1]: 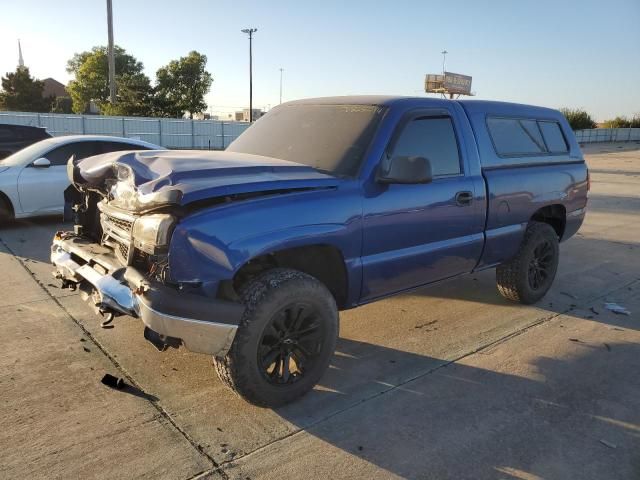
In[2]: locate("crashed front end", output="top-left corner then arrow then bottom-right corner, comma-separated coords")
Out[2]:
51,153 -> 243,356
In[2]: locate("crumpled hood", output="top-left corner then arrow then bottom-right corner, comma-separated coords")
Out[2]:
73,149 -> 340,211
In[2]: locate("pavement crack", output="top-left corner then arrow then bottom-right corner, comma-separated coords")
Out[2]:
0,237 -> 229,480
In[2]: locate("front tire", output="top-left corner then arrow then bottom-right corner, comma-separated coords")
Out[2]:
496,221 -> 559,304
213,268 -> 338,407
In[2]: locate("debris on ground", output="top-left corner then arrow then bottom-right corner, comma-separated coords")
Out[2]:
83,346 -> 91,352
599,439 -> 617,449
101,373 -> 126,390
569,338 -> 581,343
604,343 -> 611,351
590,307 -> 600,315
560,291 -> 578,299
604,303 -> 631,316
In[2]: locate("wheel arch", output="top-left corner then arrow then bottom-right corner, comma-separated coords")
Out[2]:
530,204 -> 566,239
230,244 -> 350,309
0,190 -> 15,220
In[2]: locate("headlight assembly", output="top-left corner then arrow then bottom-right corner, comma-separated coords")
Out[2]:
132,214 -> 176,254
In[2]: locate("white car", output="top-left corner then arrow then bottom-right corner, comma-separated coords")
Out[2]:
0,135 -> 163,221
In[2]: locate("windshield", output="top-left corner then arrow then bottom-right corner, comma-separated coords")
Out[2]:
227,104 -> 386,177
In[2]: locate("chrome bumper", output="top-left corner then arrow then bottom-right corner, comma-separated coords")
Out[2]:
51,236 -> 242,356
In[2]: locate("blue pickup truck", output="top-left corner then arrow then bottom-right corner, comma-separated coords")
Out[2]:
52,96 -> 588,406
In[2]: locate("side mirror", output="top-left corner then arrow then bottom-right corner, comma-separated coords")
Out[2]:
377,156 -> 432,184
32,157 -> 51,168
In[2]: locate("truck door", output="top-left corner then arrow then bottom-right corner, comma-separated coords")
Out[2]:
360,107 -> 485,302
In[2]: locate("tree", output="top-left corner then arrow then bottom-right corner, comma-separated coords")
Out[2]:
153,51 -> 213,118
51,96 -> 73,114
0,67 -> 51,112
100,73 -> 153,116
66,45 -> 152,115
559,108 -> 597,130
602,116 -> 632,128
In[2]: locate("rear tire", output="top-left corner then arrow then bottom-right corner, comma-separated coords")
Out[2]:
496,221 -> 559,304
213,268 -> 338,407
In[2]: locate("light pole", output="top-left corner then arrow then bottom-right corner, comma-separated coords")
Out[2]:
241,28 -> 258,122
279,67 -> 284,104
441,49 -> 448,74
106,0 -> 116,104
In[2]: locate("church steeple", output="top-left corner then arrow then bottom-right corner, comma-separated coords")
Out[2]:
18,39 -> 24,68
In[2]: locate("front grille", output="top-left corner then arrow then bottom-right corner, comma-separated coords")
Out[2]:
118,242 -> 130,262
105,214 -> 133,234
99,206 -> 136,265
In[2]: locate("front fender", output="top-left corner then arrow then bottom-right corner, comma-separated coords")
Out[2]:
167,185 -> 362,295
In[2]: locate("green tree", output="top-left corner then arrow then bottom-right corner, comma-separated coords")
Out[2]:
602,116 -> 631,128
66,45 -> 152,116
559,108 -> 597,130
0,67 -> 51,112
100,73 -> 153,116
51,96 -> 73,114
153,51 -> 213,118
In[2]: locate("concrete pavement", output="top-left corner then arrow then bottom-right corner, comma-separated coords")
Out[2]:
0,142 -> 638,479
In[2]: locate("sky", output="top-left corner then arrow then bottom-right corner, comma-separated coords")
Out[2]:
1,0 -> 638,121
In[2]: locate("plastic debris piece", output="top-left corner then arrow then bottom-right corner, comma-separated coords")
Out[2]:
599,439 -> 617,449
101,373 -> 125,390
604,303 -> 631,316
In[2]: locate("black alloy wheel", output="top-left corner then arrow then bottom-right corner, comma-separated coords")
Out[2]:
258,302 -> 325,385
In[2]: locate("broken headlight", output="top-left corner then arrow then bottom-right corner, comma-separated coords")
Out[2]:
132,214 -> 176,254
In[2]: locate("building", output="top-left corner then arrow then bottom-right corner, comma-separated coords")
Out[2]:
234,108 -> 265,122
42,78 -> 67,98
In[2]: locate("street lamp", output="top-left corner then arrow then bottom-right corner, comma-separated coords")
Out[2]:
241,28 -> 258,122
441,49 -> 448,74
279,67 -> 284,104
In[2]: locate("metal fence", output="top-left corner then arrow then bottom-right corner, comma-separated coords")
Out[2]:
575,128 -> 640,143
0,111 -> 252,149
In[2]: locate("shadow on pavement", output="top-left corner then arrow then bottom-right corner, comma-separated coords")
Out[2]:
261,339 -> 640,480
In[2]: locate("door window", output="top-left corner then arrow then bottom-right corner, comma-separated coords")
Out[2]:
45,141 -> 100,166
390,117 -> 461,177
98,141 -> 153,153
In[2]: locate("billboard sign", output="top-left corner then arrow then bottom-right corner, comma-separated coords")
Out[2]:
425,74 -> 445,93
443,72 -> 472,95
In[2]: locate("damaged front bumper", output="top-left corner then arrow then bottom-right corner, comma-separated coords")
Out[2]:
51,234 -> 243,356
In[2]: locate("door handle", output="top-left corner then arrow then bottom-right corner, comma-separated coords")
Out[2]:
455,191 -> 473,206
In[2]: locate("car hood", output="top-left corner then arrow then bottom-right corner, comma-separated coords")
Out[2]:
72,149 -> 341,212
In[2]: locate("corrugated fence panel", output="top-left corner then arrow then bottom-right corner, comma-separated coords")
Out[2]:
575,128 -> 640,143
0,110 -> 252,149
0,111 -> 40,126
192,120 -> 218,149
39,114 -> 83,135
160,118 -> 194,149
124,118 -> 161,145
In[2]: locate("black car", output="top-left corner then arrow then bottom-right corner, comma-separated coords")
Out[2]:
0,124 -> 52,160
